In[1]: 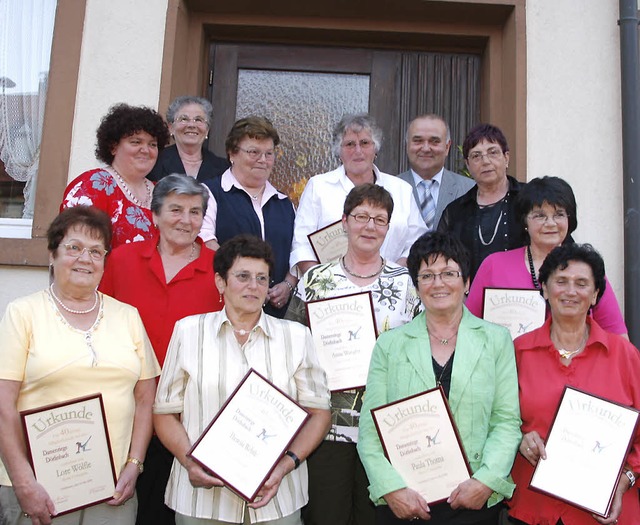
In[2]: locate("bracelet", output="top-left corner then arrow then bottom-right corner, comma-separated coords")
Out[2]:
283,280 -> 295,295
126,456 -> 144,474
623,469 -> 636,487
285,450 -> 300,469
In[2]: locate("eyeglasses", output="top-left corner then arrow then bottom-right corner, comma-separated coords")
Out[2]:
416,270 -> 462,285
62,243 -> 108,261
231,271 -> 270,287
467,148 -> 503,163
237,147 -> 276,161
174,115 -> 209,126
349,213 -> 389,227
341,139 -> 375,150
527,211 -> 569,224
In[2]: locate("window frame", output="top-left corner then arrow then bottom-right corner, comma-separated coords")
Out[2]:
0,0 -> 86,266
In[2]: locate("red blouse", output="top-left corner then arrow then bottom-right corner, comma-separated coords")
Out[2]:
99,237 -> 222,365
61,168 -> 155,248
510,317 -> 640,525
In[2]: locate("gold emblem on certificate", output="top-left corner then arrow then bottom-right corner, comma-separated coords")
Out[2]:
20,394 -> 117,516
306,291 -> 378,391
482,287 -> 546,339
530,386 -> 640,517
188,369 -> 310,502
371,387 -> 471,504
307,220 -> 348,264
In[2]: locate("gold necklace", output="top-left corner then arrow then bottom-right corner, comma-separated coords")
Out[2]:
553,328 -> 589,360
427,327 -> 458,345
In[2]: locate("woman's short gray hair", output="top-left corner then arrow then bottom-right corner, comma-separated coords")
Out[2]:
331,114 -> 383,158
151,174 -> 209,216
166,96 -> 213,125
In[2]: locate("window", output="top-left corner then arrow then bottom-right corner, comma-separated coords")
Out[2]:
0,0 -> 85,265
0,0 -> 57,225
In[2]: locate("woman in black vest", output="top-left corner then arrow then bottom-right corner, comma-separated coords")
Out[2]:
205,116 -> 297,318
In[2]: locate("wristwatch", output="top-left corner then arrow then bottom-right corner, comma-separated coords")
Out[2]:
623,469 -> 636,487
285,450 -> 300,469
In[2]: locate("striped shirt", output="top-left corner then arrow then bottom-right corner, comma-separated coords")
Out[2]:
154,309 -> 330,522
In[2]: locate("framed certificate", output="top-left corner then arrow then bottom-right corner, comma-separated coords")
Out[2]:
371,387 -> 471,505
482,287 -> 546,339
306,291 -> 378,391
530,386 -> 640,517
308,220 -> 348,264
188,369 -> 310,502
20,394 -> 117,516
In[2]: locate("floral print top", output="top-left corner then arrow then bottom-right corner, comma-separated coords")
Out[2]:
286,259 -> 421,443
60,168 -> 155,248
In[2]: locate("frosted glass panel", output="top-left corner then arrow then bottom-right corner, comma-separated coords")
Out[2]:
236,69 -> 369,205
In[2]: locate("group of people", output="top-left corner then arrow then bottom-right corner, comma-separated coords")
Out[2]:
0,96 -> 637,525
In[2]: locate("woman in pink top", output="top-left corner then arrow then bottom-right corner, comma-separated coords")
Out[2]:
466,176 -> 626,336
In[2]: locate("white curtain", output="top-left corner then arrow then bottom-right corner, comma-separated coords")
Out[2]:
0,0 -> 57,218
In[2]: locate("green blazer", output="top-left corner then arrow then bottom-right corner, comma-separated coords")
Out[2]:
357,307 -> 521,507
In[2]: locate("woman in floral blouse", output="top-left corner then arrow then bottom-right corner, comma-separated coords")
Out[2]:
286,183 -> 420,525
61,103 -> 170,248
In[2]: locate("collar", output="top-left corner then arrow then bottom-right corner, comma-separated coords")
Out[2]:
327,164 -> 382,191
516,316 -> 611,355
221,168 -> 286,201
410,167 -> 444,187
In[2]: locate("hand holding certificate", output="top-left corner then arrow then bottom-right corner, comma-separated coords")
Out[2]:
529,386 -> 640,517
20,394 -> 117,516
188,369 -> 309,502
371,387 -> 471,505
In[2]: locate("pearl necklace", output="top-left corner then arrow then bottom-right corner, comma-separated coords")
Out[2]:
111,166 -> 152,207
49,284 -> 99,315
341,256 -> 385,279
230,323 -> 258,337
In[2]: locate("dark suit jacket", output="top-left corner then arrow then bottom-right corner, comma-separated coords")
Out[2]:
397,168 -> 475,230
147,144 -> 229,183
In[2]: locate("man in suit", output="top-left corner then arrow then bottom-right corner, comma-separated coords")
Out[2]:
398,115 -> 475,231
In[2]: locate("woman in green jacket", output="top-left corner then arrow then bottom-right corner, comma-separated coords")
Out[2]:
357,232 -> 521,525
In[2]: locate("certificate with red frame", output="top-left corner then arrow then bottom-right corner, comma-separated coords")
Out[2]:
21,394 -> 117,516
187,369 -> 310,502
308,220 -> 348,264
306,291 -> 378,391
530,386 -> 640,518
371,387 -> 471,505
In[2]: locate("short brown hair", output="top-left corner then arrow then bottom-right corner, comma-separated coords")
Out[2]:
343,183 -> 394,220
225,116 -> 280,156
48,206 -> 112,254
